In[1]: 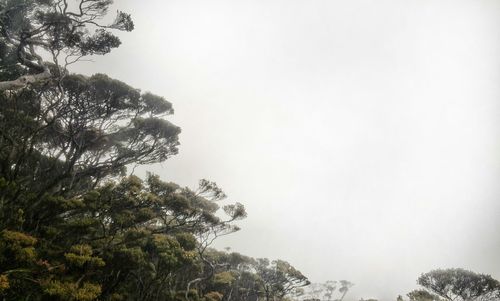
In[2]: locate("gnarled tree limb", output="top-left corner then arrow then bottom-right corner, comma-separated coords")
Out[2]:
0,68 -> 51,91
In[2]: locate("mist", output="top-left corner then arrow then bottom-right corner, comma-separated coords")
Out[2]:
70,0 -> 500,299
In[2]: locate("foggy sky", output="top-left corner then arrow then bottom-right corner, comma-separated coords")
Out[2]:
72,0 -> 500,299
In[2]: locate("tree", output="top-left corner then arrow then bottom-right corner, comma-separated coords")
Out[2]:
0,1 -> 312,300
0,173 -> 248,300
302,282 -> 324,300
0,73 -> 181,234
323,280 -> 337,300
183,180 -> 247,301
203,250 -> 260,301
407,289 -> 441,301
299,280 -> 354,301
338,280 -> 354,301
256,258 -> 310,301
0,0 -> 133,91
417,268 -> 500,301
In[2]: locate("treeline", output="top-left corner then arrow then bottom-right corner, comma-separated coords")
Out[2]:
296,280 -> 354,301
299,268 -> 500,301
0,1 -> 310,300
355,268 -> 500,301
1,2 -> 498,301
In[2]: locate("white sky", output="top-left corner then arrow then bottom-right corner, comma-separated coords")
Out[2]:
73,0 -> 500,299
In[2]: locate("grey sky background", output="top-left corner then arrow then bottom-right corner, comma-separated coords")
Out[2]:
72,0 -> 500,299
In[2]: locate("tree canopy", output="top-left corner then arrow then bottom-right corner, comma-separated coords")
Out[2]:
416,268 -> 500,301
2,2 -> 497,301
0,1 -> 312,300
0,0 -> 133,90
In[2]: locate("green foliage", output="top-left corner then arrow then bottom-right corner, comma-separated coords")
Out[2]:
0,73 -> 181,231
0,2 -> 309,301
64,244 -> 105,268
43,280 -> 102,301
0,230 -> 37,263
204,291 -> 223,301
0,274 -> 9,292
255,258 -> 310,301
175,233 -> 198,251
407,289 -> 441,301
417,268 -> 500,301
176,289 -> 200,301
214,271 -> 235,285
0,0 -> 134,89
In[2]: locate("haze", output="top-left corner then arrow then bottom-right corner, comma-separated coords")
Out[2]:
72,0 -> 500,299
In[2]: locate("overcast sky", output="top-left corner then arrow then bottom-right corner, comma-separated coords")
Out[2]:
72,0 -> 500,299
